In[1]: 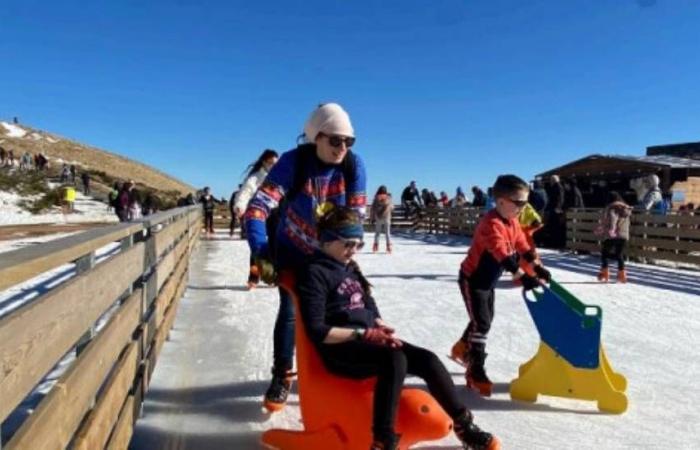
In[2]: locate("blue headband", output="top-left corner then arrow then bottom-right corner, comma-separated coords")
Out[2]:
319,224 -> 364,243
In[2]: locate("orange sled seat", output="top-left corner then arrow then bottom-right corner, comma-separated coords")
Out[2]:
261,272 -> 452,450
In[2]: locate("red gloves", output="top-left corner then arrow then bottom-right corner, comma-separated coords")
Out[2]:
363,327 -> 403,348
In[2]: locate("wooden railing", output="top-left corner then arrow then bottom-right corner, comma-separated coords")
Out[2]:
420,206 -> 486,235
0,206 -> 202,450
566,208 -> 700,266
420,206 -> 700,268
213,203 -> 421,232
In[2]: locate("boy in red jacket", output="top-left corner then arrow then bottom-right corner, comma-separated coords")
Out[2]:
450,175 -> 551,396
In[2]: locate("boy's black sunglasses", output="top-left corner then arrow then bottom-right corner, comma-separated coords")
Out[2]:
321,133 -> 356,148
507,198 -> 529,208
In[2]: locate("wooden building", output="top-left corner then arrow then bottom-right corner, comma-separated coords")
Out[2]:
536,154 -> 700,207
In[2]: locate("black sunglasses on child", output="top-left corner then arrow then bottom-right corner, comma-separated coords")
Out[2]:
507,198 -> 528,208
339,237 -> 364,250
326,231 -> 365,250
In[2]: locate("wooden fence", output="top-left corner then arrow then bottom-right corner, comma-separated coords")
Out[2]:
420,206 -> 486,235
0,205 -> 201,450
213,203 -> 420,232
566,208 -> 700,266
420,206 -> 700,268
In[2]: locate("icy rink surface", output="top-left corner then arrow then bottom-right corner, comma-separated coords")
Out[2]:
130,231 -> 700,450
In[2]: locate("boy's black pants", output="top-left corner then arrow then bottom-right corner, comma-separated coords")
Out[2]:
320,341 -> 467,441
458,271 -> 494,356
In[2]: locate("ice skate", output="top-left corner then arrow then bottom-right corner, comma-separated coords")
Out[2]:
454,412 -> 500,450
466,353 -> 492,397
263,371 -> 293,413
617,269 -> 627,283
449,339 -> 470,367
597,268 -> 609,282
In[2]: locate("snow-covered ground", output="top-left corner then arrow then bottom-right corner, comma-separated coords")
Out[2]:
0,188 -> 118,225
1,122 -> 28,138
0,231 -> 79,255
130,231 -> 700,450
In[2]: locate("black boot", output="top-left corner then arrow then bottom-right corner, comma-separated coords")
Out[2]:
454,411 -> 498,450
369,432 -> 400,450
263,368 -> 292,413
466,350 -> 492,397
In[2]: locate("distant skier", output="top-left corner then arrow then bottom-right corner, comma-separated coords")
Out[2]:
108,182 -> 120,212
450,175 -> 551,397
116,181 -> 133,222
81,171 -> 90,195
638,174 -> 664,213
19,152 -> 32,171
297,207 -> 499,450
228,185 -> 241,237
544,175 -> 566,247
128,190 -> 143,221
370,185 -> 393,253
400,181 -> 422,219
439,191 -> 450,207
453,187 -> 467,207
199,187 -> 217,236
596,192 -> 632,283
60,164 -> 70,183
528,179 -> 547,213
471,186 -> 487,208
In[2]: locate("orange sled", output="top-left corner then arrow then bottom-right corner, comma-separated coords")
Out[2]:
261,272 -> 452,450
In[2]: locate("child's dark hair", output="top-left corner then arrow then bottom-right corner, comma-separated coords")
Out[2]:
374,185 -> 388,196
317,206 -> 371,293
492,175 -> 529,198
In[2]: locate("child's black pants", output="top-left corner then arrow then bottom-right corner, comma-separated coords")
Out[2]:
320,341 -> 467,441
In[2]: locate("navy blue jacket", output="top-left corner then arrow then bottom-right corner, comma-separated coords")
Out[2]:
297,253 -> 381,346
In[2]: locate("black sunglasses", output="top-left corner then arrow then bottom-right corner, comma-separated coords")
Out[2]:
326,231 -> 365,250
322,134 -> 356,149
341,238 -> 365,250
508,198 -> 528,208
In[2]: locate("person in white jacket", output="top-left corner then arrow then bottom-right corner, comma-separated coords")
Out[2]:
235,149 -> 279,288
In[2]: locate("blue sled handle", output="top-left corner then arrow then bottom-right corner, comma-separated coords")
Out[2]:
522,284 -> 603,322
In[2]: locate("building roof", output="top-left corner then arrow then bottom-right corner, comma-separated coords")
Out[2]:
537,154 -> 700,178
620,154 -> 700,169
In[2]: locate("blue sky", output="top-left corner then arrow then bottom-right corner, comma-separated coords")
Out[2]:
1,0 -> 699,199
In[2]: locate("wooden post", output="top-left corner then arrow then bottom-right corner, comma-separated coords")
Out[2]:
75,252 -> 96,356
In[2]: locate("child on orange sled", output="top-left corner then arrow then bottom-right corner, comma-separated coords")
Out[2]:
451,175 -> 552,397
298,207 -> 500,450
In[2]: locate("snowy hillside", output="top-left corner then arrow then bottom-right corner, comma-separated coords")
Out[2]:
0,121 -> 193,195
0,188 -> 118,226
